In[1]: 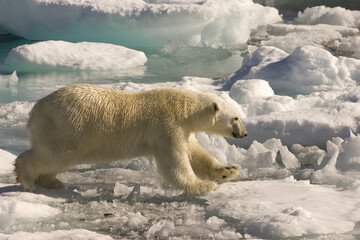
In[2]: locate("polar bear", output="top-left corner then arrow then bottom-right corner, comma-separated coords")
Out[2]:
15,84 -> 247,195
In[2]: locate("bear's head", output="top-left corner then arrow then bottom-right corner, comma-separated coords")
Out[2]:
191,94 -> 247,139
208,100 -> 247,139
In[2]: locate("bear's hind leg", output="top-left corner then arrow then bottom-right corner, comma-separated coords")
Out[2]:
14,150 -> 38,192
35,173 -> 65,189
189,135 -> 238,182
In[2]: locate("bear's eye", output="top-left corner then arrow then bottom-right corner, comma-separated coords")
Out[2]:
234,117 -> 239,121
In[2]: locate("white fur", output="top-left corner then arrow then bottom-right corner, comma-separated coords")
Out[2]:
15,84 -> 247,195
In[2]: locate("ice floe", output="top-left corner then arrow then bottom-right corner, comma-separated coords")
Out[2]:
4,41 -> 147,72
0,0 -> 282,48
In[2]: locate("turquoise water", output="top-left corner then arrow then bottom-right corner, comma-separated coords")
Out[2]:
0,35 -> 244,103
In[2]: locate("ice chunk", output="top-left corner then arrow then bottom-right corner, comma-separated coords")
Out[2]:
0,197 -> 61,230
295,6 -> 360,28
229,79 -> 274,104
309,140 -> 345,186
0,0 -> 282,48
0,71 -> 18,87
213,228 -> 243,239
336,131 -> 360,171
113,182 -> 133,197
243,139 -> 299,170
127,212 -> 148,230
0,149 -> 16,175
335,36 -> 360,59
0,101 -> 34,125
245,140 -> 277,168
206,216 -> 225,230
229,45 -> 360,95
306,131 -> 360,188
290,144 -> 326,167
195,132 -> 246,165
146,219 -> 175,238
243,94 -> 296,117
5,41 -> 147,72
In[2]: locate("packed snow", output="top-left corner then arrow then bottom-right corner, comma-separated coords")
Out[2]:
1,1 -> 360,239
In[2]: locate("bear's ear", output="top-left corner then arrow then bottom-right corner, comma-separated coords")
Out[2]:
211,102 -> 220,113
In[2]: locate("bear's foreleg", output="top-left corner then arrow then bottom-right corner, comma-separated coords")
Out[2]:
153,142 -> 218,196
189,135 -> 238,182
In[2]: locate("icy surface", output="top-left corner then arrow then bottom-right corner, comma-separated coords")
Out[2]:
0,0 -> 282,48
5,41 -> 147,72
206,179 -> 360,239
0,139 -> 359,239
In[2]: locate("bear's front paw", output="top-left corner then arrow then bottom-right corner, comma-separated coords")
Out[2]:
211,166 -> 238,182
184,180 -> 218,196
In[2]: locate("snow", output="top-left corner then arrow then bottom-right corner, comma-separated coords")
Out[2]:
4,41 -> 147,72
0,0 -> 282,48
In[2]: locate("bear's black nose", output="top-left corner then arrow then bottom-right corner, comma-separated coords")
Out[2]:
244,133 -> 248,137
